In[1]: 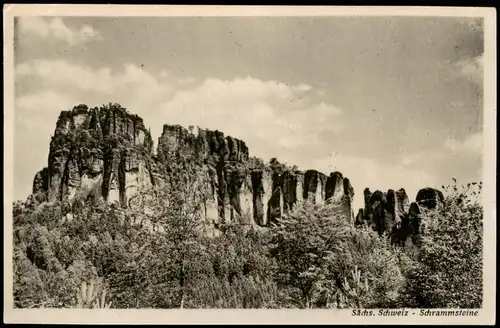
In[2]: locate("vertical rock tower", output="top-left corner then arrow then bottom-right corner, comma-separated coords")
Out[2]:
355,186 -> 445,245
30,104 -> 356,228
154,124 -> 355,226
31,104 -> 447,239
32,104 -> 156,208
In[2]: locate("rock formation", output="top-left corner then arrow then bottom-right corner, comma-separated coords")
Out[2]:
415,187 -> 445,210
30,104 -> 445,242
32,104 -> 155,208
355,186 -> 444,245
401,187 -> 445,246
30,104 -> 355,229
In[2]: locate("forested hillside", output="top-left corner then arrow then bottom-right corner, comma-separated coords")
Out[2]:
13,172 -> 483,309
12,105 -> 483,309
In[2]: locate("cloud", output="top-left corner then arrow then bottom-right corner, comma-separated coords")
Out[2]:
14,58 -> 481,209
15,60 -> 176,109
458,17 -> 484,33
15,89 -> 83,169
454,54 -> 484,86
17,17 -> 102,46
16,60 -> 153,93
395,133 -> 483,191
444,132 -> 483,154
14,59 -> 347,200
14,89 -> 84,202
377,133 -> 484,201
293,83 -> 313,93
303,154 -> 438,211
156,76 -> 344,155
15,59 -> 345,150
16,89 -> 80,119
16,60 -> 113,92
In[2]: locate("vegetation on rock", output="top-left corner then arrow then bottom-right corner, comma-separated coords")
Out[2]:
14,103 -> 484,309
12,174 -> 483,308
398,181 -> 483,308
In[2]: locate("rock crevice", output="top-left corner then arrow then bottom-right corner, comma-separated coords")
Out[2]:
31,104 -> 443,237
356,186 -> 444,245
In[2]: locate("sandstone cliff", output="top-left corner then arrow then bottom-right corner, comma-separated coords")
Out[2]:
355,186 -> 445,245
30,104 -> 445,241
30,104 -> 355,229
154,123 -> 355,227
32,104 -> 155,208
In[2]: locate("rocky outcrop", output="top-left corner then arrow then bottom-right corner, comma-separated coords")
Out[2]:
32,103 -> 444,241
416,188 -> 445,210
155,125 -> 355,227
31,103 -> 448,244
356,186 -> 444,245
395,188 -> 411,223
32,167 -> 49,194
399,188 -> 445,247
32,104 -> 155,208
30,104 -> 357,230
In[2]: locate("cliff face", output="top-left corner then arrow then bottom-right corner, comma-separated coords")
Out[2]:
30,104 -> 444,238
154,124 -> 354,227
30,104 -> 355,229
355,186 -> 444,245
32,104 -> 155,208
358,188 -> 410,234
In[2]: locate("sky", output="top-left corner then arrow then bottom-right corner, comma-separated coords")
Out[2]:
13,16 -> 484,210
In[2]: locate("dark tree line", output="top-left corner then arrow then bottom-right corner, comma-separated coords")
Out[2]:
12,175 -> 483,309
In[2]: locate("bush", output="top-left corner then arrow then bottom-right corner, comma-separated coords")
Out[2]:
12,169 -> 483,309
269,200 -> 405,308
400,181 -> 483,308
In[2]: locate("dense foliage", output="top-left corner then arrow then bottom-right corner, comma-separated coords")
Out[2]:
270,200 -> 406,309
12,178 -> 483,309
398,181 -> 484,308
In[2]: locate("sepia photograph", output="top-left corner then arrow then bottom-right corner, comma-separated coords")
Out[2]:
3,4 -> 496,325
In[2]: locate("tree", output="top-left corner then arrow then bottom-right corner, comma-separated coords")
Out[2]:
269,200 -> 406,308
185,226 -> 279,309
401,181 -> 483,308
148,157 -> 210,308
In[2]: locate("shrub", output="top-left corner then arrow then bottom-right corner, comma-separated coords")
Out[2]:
400,181 -> 483,308
269,200 -> 405,308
